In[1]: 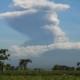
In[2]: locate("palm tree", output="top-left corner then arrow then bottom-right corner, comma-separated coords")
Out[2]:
19,59 -> 32,70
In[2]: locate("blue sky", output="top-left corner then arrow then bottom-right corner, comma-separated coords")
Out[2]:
0,0 -> 80,68
0,0 -> 28,48
54,0 -> 80,41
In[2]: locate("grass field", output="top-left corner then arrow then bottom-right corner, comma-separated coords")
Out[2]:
0,70 -> 80,80
0,75 -> 80,80
1,70 -> 80,76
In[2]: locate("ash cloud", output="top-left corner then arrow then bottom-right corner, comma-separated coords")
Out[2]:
1,0 -> 80,59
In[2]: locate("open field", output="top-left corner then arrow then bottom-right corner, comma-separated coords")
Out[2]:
1,70 -> 80,76
0,75 -> 80,80
0,70 -> 80,80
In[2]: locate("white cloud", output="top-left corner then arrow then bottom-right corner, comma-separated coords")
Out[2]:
45,12 -> 60,25
0,0 -> 70,18
10,42 -> 80,58
0,9 -> 37,18
1,0 -> 80,58
12,0 -> 70,10
10,45 -> 49,57
44,25 -> 68,42
0,0 -> 70,43
48,42 -> 80,50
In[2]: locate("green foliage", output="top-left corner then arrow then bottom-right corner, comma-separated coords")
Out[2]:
0,70 -> 80,76
76,67 -> 80,71
0,49 -> 10,60
0,61 -> 4,71
0,76 -> 80,80
0,70 -> 80,80
53,65 -> 75,70
0,49 -> 10,71
19,59 -> 32,70
3,64 -> 15,70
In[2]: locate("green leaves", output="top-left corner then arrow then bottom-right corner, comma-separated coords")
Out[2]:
0,49 -> 10,71
0,49 -> 10,60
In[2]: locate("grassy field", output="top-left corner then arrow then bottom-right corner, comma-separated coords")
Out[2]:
1,70 -> 80,76
0,75 -> 80,80
0,70 -> 80,80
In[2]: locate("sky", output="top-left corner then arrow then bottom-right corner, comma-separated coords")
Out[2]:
0,0 -> 80,69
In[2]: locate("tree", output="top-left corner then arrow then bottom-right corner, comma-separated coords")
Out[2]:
77,62 -> 80,68
52,65 -> 75,70
0,61 -> 4,71
52,65 -> 61,70
0,49 -> 10,71
19,59 -> 32,70
76,62 -> 80,70
0,49 -> 10,60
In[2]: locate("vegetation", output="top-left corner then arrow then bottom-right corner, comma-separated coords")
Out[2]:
52,65 -> 75,70
0,70 -> 80,76
19,59 -> 32,70
0,49 -> 80,80
0,75 -> 80,80
0,49 -> 10,60
0,70 -> 80,80
0,49 -> 10,71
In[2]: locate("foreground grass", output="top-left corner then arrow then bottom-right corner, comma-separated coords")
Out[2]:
0,70 -> 80,80
1,70 -> 80,76
0,75 -> 80,80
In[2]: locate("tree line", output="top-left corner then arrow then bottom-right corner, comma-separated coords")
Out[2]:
0,49 -> 80,71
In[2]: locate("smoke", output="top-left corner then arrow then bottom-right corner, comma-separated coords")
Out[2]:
44,25 -> 68,43
1,0 -> 80,58
0,0 -> 69,43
